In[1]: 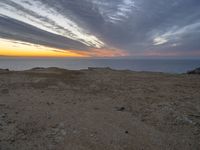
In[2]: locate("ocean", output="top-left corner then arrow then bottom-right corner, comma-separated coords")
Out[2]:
0,57 -> 200,73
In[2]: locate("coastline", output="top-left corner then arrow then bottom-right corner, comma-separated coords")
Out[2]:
0,67 -> 200,150
1,58 -> 200,73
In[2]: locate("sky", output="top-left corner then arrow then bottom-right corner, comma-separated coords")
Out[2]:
0,0 -> 200,58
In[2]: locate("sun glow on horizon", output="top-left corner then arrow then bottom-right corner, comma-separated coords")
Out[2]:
0,38 -> 127,58
0,38 -> 89,57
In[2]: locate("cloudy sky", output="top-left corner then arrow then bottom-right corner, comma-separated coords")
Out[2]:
0,0 -> 200,57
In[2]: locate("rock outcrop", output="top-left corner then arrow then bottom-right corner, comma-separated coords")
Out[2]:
0,69 -> 9,73
187,67 -> 200,75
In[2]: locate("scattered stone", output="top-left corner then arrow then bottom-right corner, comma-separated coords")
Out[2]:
47,115 -> 51,119
115,107 -> 125,112
0,113 -> 6,118
0,104 -> 6,107
73,130 -> 77,134
50,124 -> 57,129
60,129 -> 67,136
20,135 -> 27,140
125,131 -> 129,134
7,120 -> 14,124
90,134 -> 95,137
1,89 -> 9,94
194,128 -> 200,135
54,136 -> 63,143
48,86 -> 59,90
94,107 -> 100,110
10,138 -> 15,143
189,114 -> 200,118
58,122 -> 65,128
47,102 -> 54,105
175,115 -> 194,125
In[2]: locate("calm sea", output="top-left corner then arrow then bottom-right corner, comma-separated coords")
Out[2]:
0,58 -> 200,73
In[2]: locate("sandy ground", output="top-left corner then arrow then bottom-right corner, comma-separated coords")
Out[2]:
0,67 -> 200,150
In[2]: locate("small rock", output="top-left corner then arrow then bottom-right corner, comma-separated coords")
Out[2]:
73,130 -> 77,134
51,124 -> 57,128
0,113 -> 6,118
1,89 -> 9,94
125,131 -> 129,134
60,129 -> 67,136
116,107 -> 125,111
48,144 -> 54,150
58,123 -> 65,128
54,136 -> 63,143
90,134 -> 94,137
176,115 -> 194,125
94,107 -> 100,110
47,102 -> 54,105
9,138 -> 15,143
20,135 -> 27,140
7,120 -> 13,124
187,67 -> 200,75
0,104 -> 6,107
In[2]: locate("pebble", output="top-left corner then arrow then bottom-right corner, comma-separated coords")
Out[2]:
116,107 -> 125,112
1,89 -> 9,94
58,122 -> 65,128
0,113 -> 6,118
60,129 -> 67,136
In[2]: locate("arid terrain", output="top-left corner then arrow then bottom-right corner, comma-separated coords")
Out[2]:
0,67 -> 200,150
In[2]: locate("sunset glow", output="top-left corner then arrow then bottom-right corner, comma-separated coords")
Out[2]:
0,39 -> 87,57
0,0 -> 199,58
0,38 -> 126,57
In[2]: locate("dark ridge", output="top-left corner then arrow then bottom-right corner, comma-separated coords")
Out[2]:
187,67 -> 200,75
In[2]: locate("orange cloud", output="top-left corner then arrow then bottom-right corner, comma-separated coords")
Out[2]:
72,48 -> 128,57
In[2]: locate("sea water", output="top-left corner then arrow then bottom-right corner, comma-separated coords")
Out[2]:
0,57 -> 200,73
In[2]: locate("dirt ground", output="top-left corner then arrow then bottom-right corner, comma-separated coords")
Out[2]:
0,67 -> 200,150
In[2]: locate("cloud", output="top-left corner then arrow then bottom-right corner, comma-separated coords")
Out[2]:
77,48 -> 128,57
153,37 -> 168,45
0,0 -> 105,48
152,21 -> 200,46
0,15 -> 89,50
92,0 -> 136,23
0,0 -> 200,57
